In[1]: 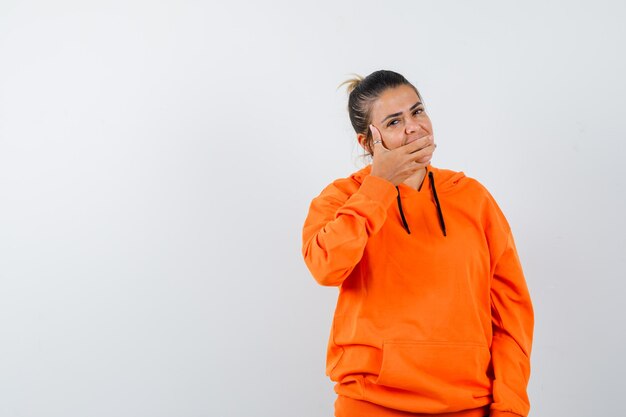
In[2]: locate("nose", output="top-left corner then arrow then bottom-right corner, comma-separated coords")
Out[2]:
405,119 -> 423,134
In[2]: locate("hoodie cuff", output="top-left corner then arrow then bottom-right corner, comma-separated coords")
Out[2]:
357,174 -> 397,208
490,411 -> 524,417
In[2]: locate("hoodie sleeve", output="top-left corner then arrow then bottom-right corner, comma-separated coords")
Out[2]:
486,198 -> 535,417
302,174 -> 397,287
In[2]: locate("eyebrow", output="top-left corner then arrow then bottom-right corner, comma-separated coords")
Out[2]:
380,101 -> 422,124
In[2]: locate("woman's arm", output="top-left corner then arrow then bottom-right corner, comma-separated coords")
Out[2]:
489,230 -> 534,417
302,174 -> 397,287
484,195 -> 535,417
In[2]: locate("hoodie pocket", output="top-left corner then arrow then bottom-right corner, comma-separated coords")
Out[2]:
375,340 -> 491,396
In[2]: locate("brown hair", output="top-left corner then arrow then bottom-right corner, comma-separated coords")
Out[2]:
340,70 -> 423,156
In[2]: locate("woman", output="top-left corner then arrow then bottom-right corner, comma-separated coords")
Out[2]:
301,70 -> 534,417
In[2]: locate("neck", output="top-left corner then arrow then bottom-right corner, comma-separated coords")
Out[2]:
402,167 -> 428,190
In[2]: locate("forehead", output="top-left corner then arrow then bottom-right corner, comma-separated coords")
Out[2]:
371,85 -> 420,117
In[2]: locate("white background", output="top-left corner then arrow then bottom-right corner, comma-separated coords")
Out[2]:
1,1 -> 625,416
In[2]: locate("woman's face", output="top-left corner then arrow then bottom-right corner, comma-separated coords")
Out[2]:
359,84 -> 433,152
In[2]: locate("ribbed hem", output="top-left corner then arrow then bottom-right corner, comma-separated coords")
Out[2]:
335,396 -> 491,417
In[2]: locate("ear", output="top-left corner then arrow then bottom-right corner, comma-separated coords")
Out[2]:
357,132 -> 368,152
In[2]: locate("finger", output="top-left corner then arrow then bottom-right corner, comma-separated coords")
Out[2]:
403,135 -> 433,154
408,143 -> 436,163
415,152 -> 434,164
369,124 -> 388,153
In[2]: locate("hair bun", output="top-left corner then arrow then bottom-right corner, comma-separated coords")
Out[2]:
338,74 -> 364,94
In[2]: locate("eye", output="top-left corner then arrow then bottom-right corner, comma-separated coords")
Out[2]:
387,119 -> 400,127
413,108 -> 424,116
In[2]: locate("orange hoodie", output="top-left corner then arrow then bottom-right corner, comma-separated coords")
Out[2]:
302,165 -> 534,417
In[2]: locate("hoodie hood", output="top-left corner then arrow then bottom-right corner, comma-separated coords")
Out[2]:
350,164 -> 467,237
350,164 -> 466,193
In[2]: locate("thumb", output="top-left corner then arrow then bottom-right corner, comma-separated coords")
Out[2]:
369,124 -> 387,154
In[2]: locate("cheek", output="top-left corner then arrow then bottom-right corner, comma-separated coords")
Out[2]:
386,132 -> 405,149
422,117 -> 434,132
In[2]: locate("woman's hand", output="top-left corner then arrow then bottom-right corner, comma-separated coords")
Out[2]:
369,124 -> 436,186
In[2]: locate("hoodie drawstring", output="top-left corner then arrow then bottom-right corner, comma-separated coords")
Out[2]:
395,171 -> 447,237
396,186 -> 411,234
429,171 -> 447,237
